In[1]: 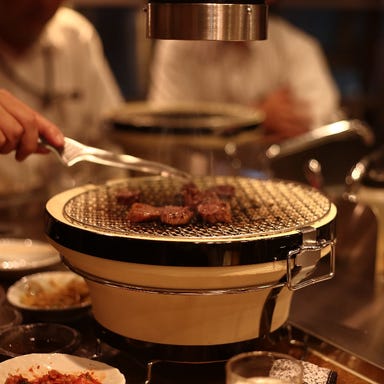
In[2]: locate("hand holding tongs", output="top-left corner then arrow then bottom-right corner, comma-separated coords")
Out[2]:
39,136 -> 191,180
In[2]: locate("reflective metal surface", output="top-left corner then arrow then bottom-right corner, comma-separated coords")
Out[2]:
266,120 -> 374,161
146,2 -> 268,41
290,197 -> 384,370
39,137 -> 191,180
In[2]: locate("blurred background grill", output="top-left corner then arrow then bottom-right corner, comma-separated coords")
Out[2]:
73,0 -> 384,145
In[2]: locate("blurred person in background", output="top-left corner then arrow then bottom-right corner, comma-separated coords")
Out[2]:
0,88 -> 64,160
148,2 -> 341,142
0,0 -> 124,195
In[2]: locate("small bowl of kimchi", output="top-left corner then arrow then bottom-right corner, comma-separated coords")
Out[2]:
0,353 -> 125,383
6,270 -> 91,322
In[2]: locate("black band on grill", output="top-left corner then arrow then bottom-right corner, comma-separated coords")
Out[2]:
45,177 -> 335,267
45,213 -> 304,266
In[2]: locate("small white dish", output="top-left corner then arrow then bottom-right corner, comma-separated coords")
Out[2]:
0,353 -> 126,383
0,238 -> 61,277
7,271 -> 91,321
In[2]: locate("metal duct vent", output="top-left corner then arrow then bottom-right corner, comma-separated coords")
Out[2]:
145,0 -> 268,41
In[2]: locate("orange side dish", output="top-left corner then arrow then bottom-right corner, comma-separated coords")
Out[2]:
5,369 -> 102,384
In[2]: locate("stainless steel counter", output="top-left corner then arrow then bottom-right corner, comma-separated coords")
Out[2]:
289,197 -> 384,373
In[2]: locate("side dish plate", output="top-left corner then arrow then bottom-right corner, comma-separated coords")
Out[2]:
7,271 -> 91,321
0,238 -> 61,278
0,353 -> 125,383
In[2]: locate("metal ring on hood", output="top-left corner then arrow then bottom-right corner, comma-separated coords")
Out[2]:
145,1 -> 268,41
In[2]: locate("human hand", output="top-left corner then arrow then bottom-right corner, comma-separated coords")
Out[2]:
0,89 -> 64,161
256,86 -> 313,141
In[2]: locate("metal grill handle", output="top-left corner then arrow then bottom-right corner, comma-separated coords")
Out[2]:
286,226 -> 336,291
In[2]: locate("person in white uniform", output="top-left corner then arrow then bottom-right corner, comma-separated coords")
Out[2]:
0,1 -> 124,195
148,15 -> 341,142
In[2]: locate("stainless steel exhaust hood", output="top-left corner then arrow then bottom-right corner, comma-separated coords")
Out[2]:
145,0 -> 268,41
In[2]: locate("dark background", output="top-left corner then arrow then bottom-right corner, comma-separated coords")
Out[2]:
74,0 -> 384,144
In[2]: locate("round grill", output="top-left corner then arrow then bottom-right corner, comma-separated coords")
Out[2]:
46,176 -> 336,266
62,176 -> 331,241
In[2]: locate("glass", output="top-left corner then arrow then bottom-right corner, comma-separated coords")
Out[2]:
226,351 -> 303,384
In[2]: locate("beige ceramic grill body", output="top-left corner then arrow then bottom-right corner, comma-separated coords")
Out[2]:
48,248 -> 294,345
45,176 -> 336,349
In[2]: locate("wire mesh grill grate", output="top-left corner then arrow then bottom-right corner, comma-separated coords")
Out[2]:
62,176 -> 331,241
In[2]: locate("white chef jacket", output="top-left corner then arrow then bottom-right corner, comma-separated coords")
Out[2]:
148,16 -> 341,130
0,7 -> 125,195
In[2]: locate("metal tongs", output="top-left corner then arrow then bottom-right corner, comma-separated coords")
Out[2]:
39,136 -> 191,180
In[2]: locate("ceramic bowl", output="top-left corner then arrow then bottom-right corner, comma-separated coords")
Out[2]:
0,323 -> 81,358
7,270 -> 91,322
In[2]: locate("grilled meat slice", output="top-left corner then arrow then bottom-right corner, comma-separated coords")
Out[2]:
181,182 -> 204,207
206,184 -> 235,199
127,202 -> 162,223
160,205 -> 194,225
115,187 -> 141,205
197,199 -> 232,224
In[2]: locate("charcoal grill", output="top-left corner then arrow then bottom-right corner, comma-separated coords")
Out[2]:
45,176 -> 336,360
